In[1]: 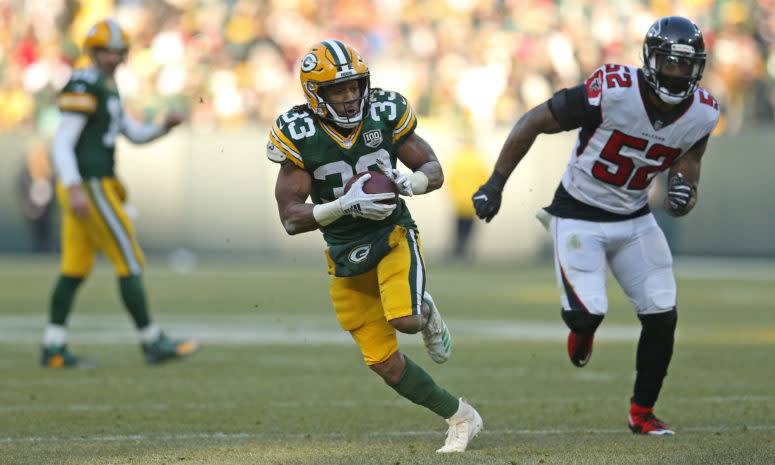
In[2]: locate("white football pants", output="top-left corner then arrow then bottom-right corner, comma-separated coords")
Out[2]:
547,213 -> 676,315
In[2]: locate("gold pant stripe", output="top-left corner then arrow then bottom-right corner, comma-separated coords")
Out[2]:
87,178 -> 142,275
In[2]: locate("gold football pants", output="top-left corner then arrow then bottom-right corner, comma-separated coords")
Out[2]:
57,178 -> 145,277
328,226 -> 426,365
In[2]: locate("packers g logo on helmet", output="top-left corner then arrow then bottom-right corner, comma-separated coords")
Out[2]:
83,18 -> 130,53
299,39 -> 370,128
301,53 -> 318,72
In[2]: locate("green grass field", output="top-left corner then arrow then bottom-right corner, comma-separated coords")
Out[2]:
1,254 -> 773,464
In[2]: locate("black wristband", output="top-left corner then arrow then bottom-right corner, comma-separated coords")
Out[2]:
485,170 -> 507,192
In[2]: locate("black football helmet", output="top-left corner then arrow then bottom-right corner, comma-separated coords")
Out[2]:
642,16 -> 706,104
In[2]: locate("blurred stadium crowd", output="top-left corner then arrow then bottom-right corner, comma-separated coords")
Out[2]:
2,0 -> 775,139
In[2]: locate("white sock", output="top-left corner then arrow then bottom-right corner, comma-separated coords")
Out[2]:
139,323 -> 161,344
43,324 -> 67,347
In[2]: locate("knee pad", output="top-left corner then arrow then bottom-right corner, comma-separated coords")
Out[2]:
638,308 -> 677,329
561,309 -> 604,334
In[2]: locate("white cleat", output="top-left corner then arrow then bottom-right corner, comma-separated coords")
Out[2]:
436,398 -> 483,453
421,291 -> 451,364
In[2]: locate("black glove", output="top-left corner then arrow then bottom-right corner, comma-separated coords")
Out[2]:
667,173 -> 694,211
472,171 -> 506,223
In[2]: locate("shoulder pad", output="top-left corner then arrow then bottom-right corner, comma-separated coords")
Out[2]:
370,89 -> 406,104
65,68 -> 101,87
58,69 -> 101,114
266,110 -> 311,167
583,64 -> 635,106
266,138 -> 286,163
696,87 -> 720,112
368,89 -> 416,144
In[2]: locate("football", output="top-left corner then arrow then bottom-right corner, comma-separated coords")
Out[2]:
344,170 -> 398,204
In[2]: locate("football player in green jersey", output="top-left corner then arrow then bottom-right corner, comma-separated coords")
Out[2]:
268,39 -> 482,453
42,18 -> 198,368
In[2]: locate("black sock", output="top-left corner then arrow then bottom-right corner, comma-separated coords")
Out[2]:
633,309 -> 677,407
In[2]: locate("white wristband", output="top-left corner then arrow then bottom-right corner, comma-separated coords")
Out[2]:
407,171 -> 429,194
313,199 -> 344,226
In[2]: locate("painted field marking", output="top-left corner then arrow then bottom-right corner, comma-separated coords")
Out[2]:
1,395 -> 773,413
2,424 -> 774,444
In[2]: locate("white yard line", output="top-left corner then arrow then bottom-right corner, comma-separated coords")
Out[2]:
2,424 -> 774,443
1,395 -> 772,413
0,314 -> 638,344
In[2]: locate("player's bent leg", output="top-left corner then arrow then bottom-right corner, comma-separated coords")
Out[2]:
368,350 -> 405,383
377,227 -> 451,363
386,293 -> 451,364
389,313 -> 424,334
421,291 -> 451,364
355,321 -> 478,452
370,352 -> 459,420
552,218 -> 608,368
374,352 -> 480,452
561,310 -> 604,367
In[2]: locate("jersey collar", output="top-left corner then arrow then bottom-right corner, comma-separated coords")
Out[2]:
637,69 -> 693,130
320,120 -> 364,149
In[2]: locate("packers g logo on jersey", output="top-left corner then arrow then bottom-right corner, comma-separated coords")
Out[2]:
348,244 -> 371,263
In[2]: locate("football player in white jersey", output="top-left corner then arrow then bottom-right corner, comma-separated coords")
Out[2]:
473,16 -> 719,435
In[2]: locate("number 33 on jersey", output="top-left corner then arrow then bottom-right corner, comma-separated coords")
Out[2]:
266,90 -> 416,206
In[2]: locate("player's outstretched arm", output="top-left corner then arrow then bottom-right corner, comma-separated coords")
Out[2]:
163,110 -> 185,131
493,102 -> 564,180
473,102 -> 563,222
120,110 -> 185,145
664,143 -> 705,217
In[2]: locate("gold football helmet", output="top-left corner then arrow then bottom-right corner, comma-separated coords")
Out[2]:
83,18 -> 130,53
299,39 -> 370,128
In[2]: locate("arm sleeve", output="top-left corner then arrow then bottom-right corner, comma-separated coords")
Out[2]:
546,84 -> 601,131
51,111 -> 88,187
120,113 -> 166,144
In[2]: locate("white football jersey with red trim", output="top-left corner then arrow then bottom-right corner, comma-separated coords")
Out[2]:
561,64 -> 719,215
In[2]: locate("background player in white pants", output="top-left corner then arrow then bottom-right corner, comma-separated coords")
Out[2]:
472,16 -> 719,435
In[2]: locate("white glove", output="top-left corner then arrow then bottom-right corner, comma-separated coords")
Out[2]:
338,174 -> 396,221
377,158 -> 413,197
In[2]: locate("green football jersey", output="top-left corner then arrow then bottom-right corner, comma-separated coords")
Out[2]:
57,67 -> 123,178
267,89 -> 419,246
